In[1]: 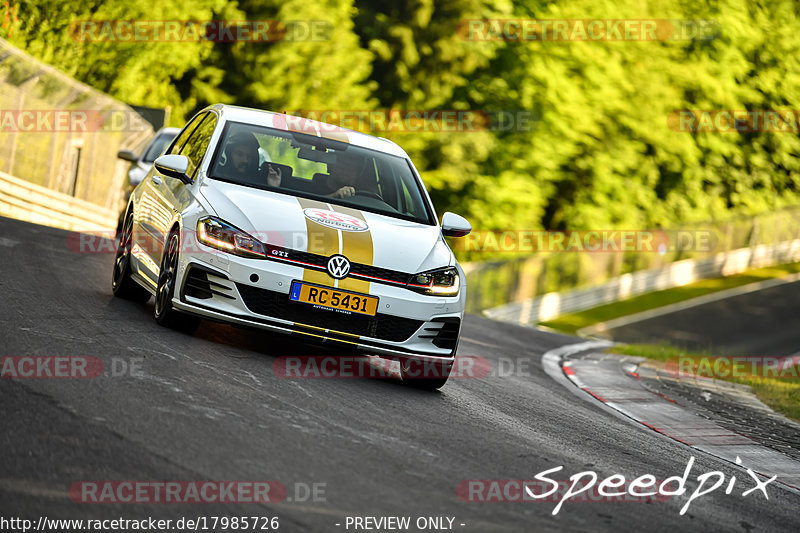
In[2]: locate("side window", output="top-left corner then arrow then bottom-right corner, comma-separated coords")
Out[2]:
165,113 -> 207,155
180,114 -> 217,180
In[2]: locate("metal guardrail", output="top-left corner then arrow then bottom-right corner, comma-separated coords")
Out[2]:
0,170 -> 117,231
484,239 -> 800,325
0,37 -> 153,212
462,206 -> 800,315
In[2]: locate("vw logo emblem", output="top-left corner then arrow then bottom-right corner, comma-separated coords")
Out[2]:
327,255 -> 351,279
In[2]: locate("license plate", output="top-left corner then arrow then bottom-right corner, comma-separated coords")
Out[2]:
289,281 -> 378,316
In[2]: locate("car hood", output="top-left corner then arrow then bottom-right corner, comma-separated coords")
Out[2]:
197,179 -> 452,274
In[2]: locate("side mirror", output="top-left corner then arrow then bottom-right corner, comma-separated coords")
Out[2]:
154,154 -> 191,183
441,212 -> 471,238
117,150 -> 138,163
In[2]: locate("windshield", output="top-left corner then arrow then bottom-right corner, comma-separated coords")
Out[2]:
142,132 -> 178,163
207,121 -> 435,225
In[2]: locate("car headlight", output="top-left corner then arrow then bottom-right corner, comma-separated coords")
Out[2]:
407,266 -> 460,296
197,217 -> 265,258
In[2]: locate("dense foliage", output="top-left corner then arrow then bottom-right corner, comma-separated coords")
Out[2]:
5,0 -> 800,233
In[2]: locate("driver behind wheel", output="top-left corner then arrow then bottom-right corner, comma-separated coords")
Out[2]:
317,151 -> 370,199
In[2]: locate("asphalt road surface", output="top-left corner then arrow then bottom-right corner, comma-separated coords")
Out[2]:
604,281 -> 800,356
1,215 -> 798,532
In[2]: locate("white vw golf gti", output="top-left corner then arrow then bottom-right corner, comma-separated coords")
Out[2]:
112,105 -> 471,389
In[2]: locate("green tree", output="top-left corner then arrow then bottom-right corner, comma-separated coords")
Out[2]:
8,0 -> 232,119
207,0 -> 375,112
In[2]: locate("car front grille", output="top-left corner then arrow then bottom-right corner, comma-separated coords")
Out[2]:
262,244 -> 410,286
349,263 -> 409,284
236,283 -> 424,342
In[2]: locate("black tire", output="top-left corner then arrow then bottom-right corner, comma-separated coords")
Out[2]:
115,209 -> 124,237
400,357 -> 453,390
154,230 -> 200,332
112,209 -> 151,303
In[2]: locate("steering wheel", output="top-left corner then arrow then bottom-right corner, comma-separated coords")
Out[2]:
354,190 -> 384,201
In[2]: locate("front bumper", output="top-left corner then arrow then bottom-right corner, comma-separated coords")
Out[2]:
173,253 -> 464,360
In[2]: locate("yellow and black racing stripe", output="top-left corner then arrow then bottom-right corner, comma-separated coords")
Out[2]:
292,198 -> 377,341
329,204 -> 372,294
295,198 -> 375,294
296,198 -> 341,287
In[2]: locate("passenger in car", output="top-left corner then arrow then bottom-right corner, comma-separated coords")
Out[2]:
222,131 -> 283,188
262,163 -> 283,187
222,132 -> 260,181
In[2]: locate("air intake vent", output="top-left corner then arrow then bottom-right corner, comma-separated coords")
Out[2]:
430,317 -> 461,351
182,265 -> 235,300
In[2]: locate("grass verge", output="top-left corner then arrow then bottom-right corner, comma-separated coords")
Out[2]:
609,343 -> 800,422
539,262 -> 800,335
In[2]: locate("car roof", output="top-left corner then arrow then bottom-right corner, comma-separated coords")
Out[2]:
206,104 -> 409,159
